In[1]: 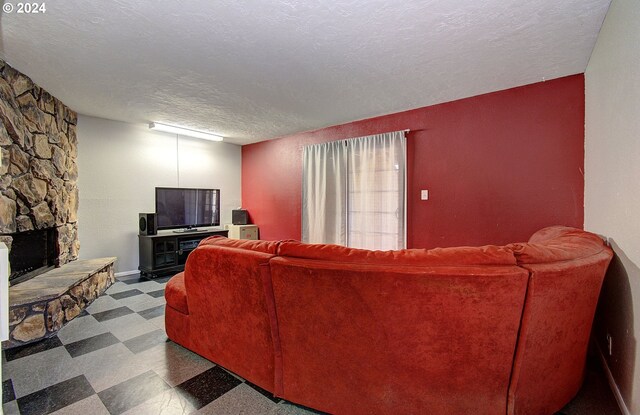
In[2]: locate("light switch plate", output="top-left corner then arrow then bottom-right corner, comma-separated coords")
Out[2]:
421,190 -> 429,200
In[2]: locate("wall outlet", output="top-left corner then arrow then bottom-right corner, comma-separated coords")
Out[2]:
421,190 -> 429,200
606,333 -> 613,356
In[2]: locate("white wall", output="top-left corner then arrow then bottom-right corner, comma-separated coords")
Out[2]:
77,115 -> 241,273
585,0 -> 640,413
0,243 -> 7,398
1,242 -> 8,342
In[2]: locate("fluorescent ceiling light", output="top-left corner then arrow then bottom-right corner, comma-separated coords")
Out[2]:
149,122 -> 223,141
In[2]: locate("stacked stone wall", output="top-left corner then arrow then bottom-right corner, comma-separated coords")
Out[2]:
0,60 -> 79,264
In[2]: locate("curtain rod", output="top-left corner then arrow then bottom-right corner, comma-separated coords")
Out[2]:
304,129 -> 412,149
342,129 -> 410,141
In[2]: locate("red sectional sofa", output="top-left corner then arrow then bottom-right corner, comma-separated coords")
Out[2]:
164,226 -> 612,415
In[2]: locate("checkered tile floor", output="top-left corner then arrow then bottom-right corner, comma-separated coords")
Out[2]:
1,273 -> 324,415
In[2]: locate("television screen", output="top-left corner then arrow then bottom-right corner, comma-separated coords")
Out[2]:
155,187 -> 220,230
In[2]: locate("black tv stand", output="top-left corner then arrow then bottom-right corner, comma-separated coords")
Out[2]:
138,229 -> 228,278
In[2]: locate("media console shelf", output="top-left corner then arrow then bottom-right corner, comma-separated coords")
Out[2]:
138,229 -> 228,278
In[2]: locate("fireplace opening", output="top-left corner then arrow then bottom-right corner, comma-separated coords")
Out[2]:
6,228 -> 58,286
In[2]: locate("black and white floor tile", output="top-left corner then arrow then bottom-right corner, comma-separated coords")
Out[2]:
1,273 -> 622,415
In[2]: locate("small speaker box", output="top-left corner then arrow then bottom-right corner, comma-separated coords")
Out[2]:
232,209 -> 249,225
139,213 -> 157,235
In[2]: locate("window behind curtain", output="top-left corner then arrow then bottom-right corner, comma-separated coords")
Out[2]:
302,131 -> 406,250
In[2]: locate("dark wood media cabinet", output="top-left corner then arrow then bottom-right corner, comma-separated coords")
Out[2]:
138,229 -> 228,278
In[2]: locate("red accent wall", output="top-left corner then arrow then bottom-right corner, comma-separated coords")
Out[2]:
242,75 -> 585,248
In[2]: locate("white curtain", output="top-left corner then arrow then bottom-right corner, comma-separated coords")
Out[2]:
302,131 -> 406,250
302,141 -> 347,244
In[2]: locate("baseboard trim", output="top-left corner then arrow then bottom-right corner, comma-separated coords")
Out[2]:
114,270 -> 139,277
596,342 -> 631,415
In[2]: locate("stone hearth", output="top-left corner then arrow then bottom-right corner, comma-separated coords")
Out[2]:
4,257 -> 116,348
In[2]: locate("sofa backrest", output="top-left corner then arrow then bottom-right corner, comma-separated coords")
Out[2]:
278,240 -> 517,266
183,243 -> 279,392
505,227 -> 613,415
199,235 -> 281,254
269,254 -> 529,415
509,225 -> 608,264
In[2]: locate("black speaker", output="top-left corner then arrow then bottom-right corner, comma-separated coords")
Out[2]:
139,213 -> 157,235
232,209 -> 249,225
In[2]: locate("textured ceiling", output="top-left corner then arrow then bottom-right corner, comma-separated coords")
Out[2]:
0,0 -> 610,145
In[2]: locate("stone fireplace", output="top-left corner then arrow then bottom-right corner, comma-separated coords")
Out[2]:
0,59 -> 80,271
1,60 -> 116,348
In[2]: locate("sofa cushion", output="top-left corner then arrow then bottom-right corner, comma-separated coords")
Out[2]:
198,235 -> 280,254
507,226 -> 606,265
165,272 -> 188,314
278,241 -> 517,266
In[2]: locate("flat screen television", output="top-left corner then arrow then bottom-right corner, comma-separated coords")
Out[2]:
155,187 -> 220,231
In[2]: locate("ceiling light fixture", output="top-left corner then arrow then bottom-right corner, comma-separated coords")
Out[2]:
149,122 -> 223,142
